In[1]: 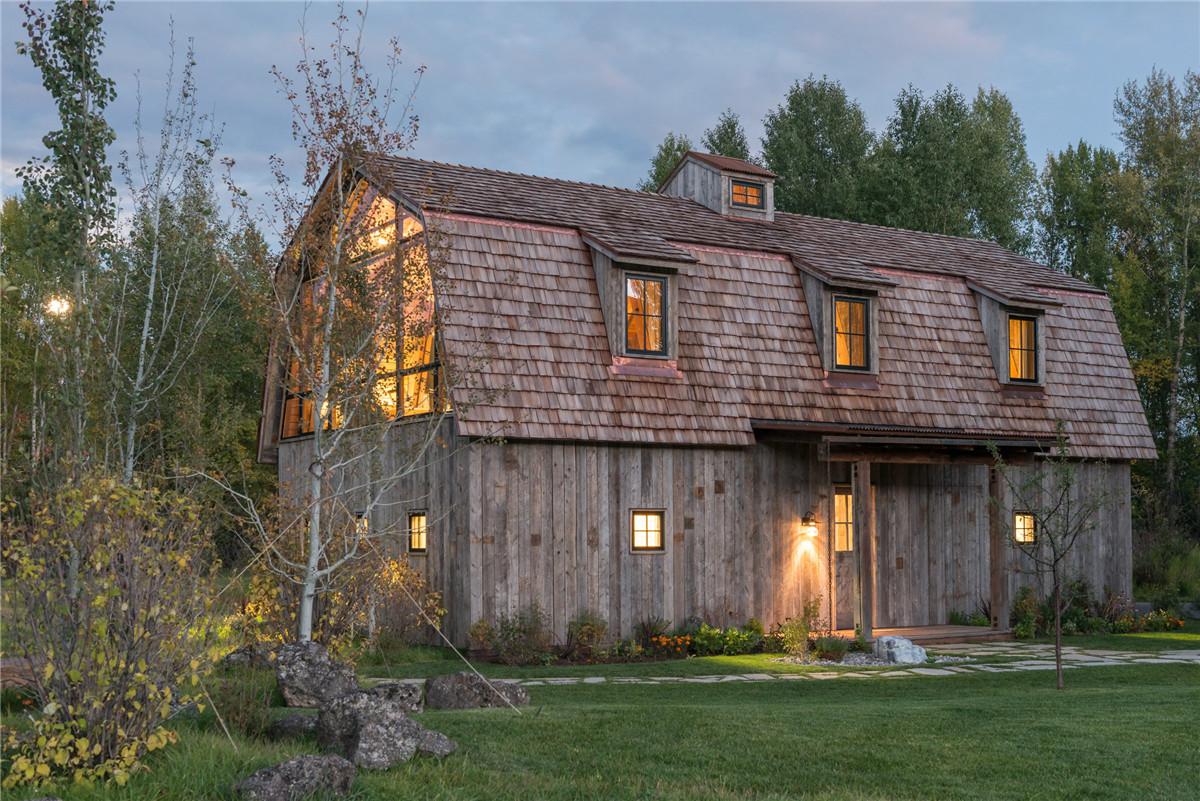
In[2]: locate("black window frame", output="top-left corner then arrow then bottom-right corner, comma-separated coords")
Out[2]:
630,509 -> 666,553
624,273 -> 669,357
408,510 -> 428,554
730,180 -> 765,209
832,294 -> 871,371
1007,314 -> 1039,383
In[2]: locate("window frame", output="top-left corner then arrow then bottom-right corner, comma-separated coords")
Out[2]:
629,509 -> 666,553
1013,511 -> 1036,544
833,485 -> 854,552
832,294 -> 871,372
730,179 -> 766,209
408,511 -> 428,555
624,273 -> 669,358
1007,314 -> 1039,383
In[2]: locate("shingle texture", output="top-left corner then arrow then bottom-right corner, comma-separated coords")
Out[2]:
370,156 -> 1155,460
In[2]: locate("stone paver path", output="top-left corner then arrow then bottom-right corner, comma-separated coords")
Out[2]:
506,643 -> 1200,687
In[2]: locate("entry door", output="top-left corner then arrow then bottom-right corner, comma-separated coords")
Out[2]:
833,484 -> 855,630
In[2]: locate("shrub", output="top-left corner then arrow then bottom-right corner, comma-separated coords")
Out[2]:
671,616 -> 704,638
721,626 -> 760,656
693,624 -> 726,656
647,634 -> 692,658
742,618 -> 765,636
813,635 -> 851,662
633,616 -> 670,650
563,611 -> 609,661
494,603 -> 554,666
468,619 -> 496,652
1,475 -> 219,788
1011,586 -> 1042,639
778,618 -> 812,657
1141,609 -> 1185,632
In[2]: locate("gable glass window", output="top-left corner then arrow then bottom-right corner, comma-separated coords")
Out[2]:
731,180 -> 765,209
833,486 -> 854,552
408,512 -> 428,554
1008,315 -> 1037,382
833,296 -> 869,370
1013,512 -> 1036,544
625,275 -> 667,356
631,510 -> 665,552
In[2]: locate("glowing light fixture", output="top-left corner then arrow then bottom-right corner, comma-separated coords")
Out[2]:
44,295 -> 72,317
800,513 -> 819,538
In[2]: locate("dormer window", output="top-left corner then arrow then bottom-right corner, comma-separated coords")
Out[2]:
731,180 -> 765,209
833,295 -> 870,370
625,274 -> 667,356
1008,315 -> 1038,382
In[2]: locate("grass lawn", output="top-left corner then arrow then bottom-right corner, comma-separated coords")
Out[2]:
1029,619 -> 1200,652
5,658 -> 1198,801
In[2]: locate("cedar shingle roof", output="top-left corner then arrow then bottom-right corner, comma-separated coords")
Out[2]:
369,156 -> 1155,460
679,151 -> 777,179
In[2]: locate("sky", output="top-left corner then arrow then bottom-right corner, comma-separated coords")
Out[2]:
2,1 -> 1198,211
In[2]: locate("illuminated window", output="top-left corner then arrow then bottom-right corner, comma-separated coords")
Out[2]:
625,275 -> 667,356
408,512 -> 428,553
833,296 -> 869,370
833,486 -> 854,552
1008,315 -> 1037,382
355,514 -> 370,536
731,180 -> 765,209
631,510 -> 664,552
1013,512 -> 1036,544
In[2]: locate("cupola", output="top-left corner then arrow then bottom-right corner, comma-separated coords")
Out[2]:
658,151 -> 777,222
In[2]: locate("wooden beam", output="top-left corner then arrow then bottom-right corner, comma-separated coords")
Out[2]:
852,461 -> 874,640
988,467 -> 1011,630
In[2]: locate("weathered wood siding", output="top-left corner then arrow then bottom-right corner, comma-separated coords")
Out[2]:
278,428 -> 1134,643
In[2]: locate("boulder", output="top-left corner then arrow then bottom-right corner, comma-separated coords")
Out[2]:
275,641 -> 358,708
873,636 -> 927,665
1180,602 -> 1200,621
317,692 -> 456,769
234,755 -> 355,801
266,713 -> 318,740
367,679 -> 424,712
221,643 -> 277,670
424,672 -> 529,710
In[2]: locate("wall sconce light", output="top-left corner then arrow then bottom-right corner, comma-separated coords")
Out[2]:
800,513 -> 819,538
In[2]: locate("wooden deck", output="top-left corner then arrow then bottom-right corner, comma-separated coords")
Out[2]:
833,625 -> 1013,646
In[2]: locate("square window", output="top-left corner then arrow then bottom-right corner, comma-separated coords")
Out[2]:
731,180 -> 765,209
625,275 -> 667,356
1013,512 -> 1036,544
833,296 -> 869,370
833,486 -> 854,552
1008,316 -> 1038,382
409,512 -> 428,553
631,510 -> 665,552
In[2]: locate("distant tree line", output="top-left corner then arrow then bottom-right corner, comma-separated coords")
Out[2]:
639,73 -> 1200,586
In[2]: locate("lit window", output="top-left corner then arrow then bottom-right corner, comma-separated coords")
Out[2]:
355,514 -> 369,536
833,486 -> 854,552
1008,316 -> 1037,382
833,296 -> 869,370
409,512 -> 428,553
731,180 -> 765,209
1013,512 -> 1036,544
625,275 -> 667,356
631,510 -> 664,552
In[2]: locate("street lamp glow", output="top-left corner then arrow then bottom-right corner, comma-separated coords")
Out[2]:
44,295 -> 72,317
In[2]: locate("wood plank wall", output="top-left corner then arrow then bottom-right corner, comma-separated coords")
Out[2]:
279,431 -> 1134,644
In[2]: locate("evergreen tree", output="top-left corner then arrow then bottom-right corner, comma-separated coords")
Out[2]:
637,131 -> 693,192
702,109 -> 752,161
761,75 -> 873,218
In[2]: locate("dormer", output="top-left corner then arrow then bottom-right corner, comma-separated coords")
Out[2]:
659,151 -> 777,222
970,281 -> 1061,390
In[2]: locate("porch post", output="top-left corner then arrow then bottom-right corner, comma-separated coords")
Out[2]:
852,461 -> 874,640
988,466 -> 1011,629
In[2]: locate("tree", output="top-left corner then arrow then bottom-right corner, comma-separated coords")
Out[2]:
14,0 -> 117,482
990,425 -> 1113,689
636,131 -> 692,192
861,85 -> 1035,252
1036,140 -> 1122,288
702,108 -> 752,161
760,75 -> 873,219
1111,69 -> 1200,528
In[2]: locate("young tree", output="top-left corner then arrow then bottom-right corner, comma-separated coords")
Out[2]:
991,426 -> 1113,689
760,75 -> 873,219
1036,140 -> 1122,288
636,131 -> 693,192
702,108 -> 752,161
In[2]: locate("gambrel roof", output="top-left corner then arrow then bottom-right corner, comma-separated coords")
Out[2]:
366,155 -> 1156,460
